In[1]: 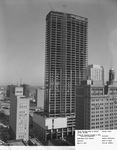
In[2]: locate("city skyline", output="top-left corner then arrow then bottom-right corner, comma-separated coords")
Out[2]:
0,0 -> 117,85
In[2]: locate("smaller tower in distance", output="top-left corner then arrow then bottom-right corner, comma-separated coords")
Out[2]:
109,68 -> 115,82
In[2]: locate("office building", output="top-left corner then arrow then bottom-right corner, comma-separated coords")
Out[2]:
6,85 -> 10,98
33,112 -> 68,141
7,85 -> 23,98
9,86 -> 30,141
35,87 -> 44,108
76,66 -> 117,130
33,11 -> 88,142
44,11 -> 88,117
21,84 -> 30,97
87,64 -> 104,85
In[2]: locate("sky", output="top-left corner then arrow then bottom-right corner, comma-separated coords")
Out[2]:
0,0 -> 117,86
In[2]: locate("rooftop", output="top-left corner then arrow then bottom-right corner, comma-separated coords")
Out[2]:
49,139 -> 69,146
29,138 -> 43,146
88,64 -> 103,68
7,139 -> 27,146
47,11 -> 88,21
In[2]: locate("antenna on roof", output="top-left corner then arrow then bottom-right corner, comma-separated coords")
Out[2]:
16,81 -> 18,86
20,79 -> 22,86
48,1 -> 54,11
62,4 -> 67,13
111,58 -> 113,69
62,4 -> 67,8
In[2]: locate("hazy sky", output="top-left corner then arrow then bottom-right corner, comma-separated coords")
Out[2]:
0,0 -> 117,86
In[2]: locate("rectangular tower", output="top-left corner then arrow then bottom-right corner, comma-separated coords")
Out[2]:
9,86 -> 30,141
44,11 -> 88,117
21,84 -> 30,97
87,64 -> 104,85
35,87 -> 44,108
76,67 -> 117,130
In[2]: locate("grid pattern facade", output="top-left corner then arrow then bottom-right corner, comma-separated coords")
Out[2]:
16,97 -> 29,140
87,65 -> 104,84
44,11 -> 88,117
90,96 -> 117,130
9,86 -> 29,141
76,84 -> 117,130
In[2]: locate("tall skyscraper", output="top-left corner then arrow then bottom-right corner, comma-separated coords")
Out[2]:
44,11 -> 88,117
9,85 -> 30,141
33,11 -> 88,142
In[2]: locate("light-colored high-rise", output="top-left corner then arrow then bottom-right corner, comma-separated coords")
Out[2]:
9,86 -> 30,141
87,64 -> 104,85
35,87 -> 44,108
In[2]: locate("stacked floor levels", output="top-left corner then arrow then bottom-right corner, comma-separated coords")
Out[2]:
76,68 -> 117,130
44,11 -> 88,118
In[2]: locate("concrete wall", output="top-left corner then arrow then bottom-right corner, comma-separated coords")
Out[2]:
33,114 -> 67,130
36,89 -> 44,108
53,117 -> 67,129
33,113 -> 45,129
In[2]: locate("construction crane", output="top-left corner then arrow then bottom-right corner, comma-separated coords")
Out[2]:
62,4 -> 67,9
48,1 -> 54,11
48,1 -> 67,13
62,4 -> 67,13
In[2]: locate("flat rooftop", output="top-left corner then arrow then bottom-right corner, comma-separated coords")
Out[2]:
7,140 -> 27,146
47,11 -> 88,21
49,139 -> 69,146
29,138 -> 43,146
34,111 -> 46,116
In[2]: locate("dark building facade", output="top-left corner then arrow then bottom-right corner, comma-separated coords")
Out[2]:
44,11 -> 88,118
21,84 -> 30,97
6,85 -> 10,98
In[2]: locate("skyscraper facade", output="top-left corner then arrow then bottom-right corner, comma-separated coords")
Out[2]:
44,11 -> 88,117
87,64 -> 104,85
9,85 -> 30,141
76,66 -> 117,130
21,84 -> 30,97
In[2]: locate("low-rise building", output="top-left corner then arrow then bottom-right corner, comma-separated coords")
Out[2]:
48,139 -> 69,146
33,112 -> 74,142
7,139 -> 27,146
